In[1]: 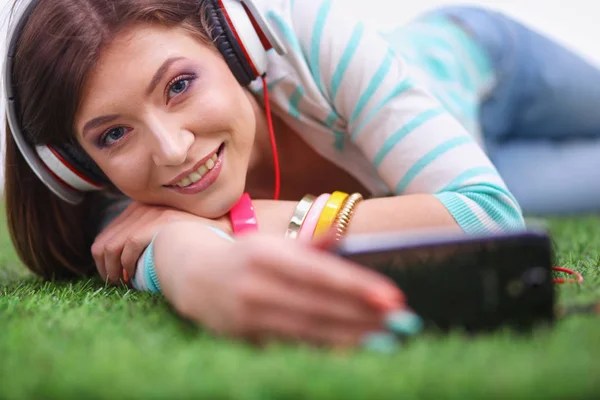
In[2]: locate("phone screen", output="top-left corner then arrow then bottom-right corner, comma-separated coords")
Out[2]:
337,230 -> 555,334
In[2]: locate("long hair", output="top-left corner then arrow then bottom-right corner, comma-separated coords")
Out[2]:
5,0 -> 213,279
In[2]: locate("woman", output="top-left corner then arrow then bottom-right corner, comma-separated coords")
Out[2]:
4,0 -> 599,346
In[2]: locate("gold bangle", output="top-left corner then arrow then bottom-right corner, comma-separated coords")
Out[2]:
332,193 -> 363,241
285,194 -> 316,239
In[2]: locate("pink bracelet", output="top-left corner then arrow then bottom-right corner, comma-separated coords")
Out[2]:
298,193 -> 330,242
229,193 -> 258,235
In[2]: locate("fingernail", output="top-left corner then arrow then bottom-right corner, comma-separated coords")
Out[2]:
367,292 -> 401,311
361,332 -> 400,354
122,269 -> 130,283
385,310 -> 424,336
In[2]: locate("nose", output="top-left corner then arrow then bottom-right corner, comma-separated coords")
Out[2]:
147,116 -> 194,167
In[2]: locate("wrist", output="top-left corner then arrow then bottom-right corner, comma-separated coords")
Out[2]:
252,200 -> 299,236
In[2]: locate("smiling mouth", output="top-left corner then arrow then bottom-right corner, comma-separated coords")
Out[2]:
166,143 -> 224,188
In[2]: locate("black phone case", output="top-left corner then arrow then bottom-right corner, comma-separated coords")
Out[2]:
336,230 -> 555,335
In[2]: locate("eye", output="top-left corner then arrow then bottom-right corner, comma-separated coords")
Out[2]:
166,74 -> 196,101
100,126 -> 129,147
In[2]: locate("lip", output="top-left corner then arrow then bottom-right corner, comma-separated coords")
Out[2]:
165,144 -> 225,195
166,144 -> 222,186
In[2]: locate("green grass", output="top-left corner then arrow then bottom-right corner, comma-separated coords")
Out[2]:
1,211 -> 600,399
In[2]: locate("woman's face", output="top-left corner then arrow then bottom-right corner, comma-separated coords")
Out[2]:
75,23 -> 257,218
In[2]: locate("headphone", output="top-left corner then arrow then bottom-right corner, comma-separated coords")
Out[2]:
3,0 -> 286,204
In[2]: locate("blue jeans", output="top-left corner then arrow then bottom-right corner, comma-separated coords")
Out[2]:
428,6 -> 600,215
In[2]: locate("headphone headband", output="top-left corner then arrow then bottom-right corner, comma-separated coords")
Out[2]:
3,0 -> 286,204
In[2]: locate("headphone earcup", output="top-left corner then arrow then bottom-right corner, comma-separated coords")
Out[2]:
52,143 -> 108,185
205,0 -> 258,86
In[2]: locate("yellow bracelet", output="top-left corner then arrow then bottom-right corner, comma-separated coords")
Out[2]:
332,193 -> 363,241
285,194 -> 316,239
314,191 -> 349,239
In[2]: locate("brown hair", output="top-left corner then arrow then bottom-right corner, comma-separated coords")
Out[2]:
5,0 -> 214,279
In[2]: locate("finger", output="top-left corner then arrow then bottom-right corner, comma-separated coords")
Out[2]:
104,242 -> 125,285
239,273 -> 386,327
245,238 -> 403,307
93,206 -> 146,280
92,248 -> 108,282
101,206 -> 154,284
121,230 -> 155,277
248,305 -> 384,348
310,228 -> 339,252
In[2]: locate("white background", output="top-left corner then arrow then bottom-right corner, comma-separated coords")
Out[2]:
0,0 -> 599,186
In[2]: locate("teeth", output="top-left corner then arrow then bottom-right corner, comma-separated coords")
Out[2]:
174,150 -> 219,187
177,177 -> 192,187
189,172 -> 202,183
197,165 -> 208,176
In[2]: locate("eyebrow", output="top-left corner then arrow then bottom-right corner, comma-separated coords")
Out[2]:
146,56 -> 186,96
82,114 -> 120,137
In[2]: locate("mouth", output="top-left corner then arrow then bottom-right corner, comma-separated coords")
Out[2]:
165,143 -> 225,195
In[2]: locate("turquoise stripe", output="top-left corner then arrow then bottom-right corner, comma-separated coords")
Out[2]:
334,131 -> 346,151
435,192 -> 489,235
456,183 -> 522,215
373,107 -> 445,167
439,167 -> 498,192
324,110 -> 338,128
464,192 -> 525,231
349,49 -> 394,125
331,22 -> 365,101
267,12 -> 303,54
143,241 -> 161,293
289,86 -> 305,119
309,0 -> 333,97
394,136 -> 472,194
351,78 -> 413,141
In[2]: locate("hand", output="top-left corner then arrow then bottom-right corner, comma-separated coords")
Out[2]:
92,202 -> 231,284
155,224 -> 405,348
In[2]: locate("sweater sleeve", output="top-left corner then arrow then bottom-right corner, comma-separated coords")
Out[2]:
287,0 -> 524,234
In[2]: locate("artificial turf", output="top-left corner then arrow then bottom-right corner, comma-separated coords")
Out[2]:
1,209 -> 599,399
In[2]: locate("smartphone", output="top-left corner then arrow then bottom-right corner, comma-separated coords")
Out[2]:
336,228 -> 555,335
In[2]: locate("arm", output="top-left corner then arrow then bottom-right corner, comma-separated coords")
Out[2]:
256,0 -> 524,235
129,219 -> 407,347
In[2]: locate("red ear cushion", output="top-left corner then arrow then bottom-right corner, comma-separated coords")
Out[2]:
205,0 -> 258,86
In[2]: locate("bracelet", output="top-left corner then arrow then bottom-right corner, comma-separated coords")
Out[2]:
229,192 -> 258,235
285,194 -> 316,239
298,193 -> 330,242
332,192 -> 363,241
314,191 -> 349,239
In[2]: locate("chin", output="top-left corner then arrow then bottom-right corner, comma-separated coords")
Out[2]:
180,183 -> 246,219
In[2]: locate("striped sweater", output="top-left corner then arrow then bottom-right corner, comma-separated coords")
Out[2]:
125,0 -> 527,292
245,0 -> 524,234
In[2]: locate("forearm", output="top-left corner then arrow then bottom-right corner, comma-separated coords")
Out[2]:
132,222 -> 234,298
254,194 -> 460,237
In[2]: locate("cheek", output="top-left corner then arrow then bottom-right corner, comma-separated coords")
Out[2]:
99,154 -> 153,195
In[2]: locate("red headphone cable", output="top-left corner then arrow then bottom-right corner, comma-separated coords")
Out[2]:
261,76 -> 281,201
552,266 -> 584,284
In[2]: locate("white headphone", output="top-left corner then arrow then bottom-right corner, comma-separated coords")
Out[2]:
3,0 -> 286,204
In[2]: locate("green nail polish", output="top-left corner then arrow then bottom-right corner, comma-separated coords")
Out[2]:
361,332 -> 400,353
385,311 -> 424,336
